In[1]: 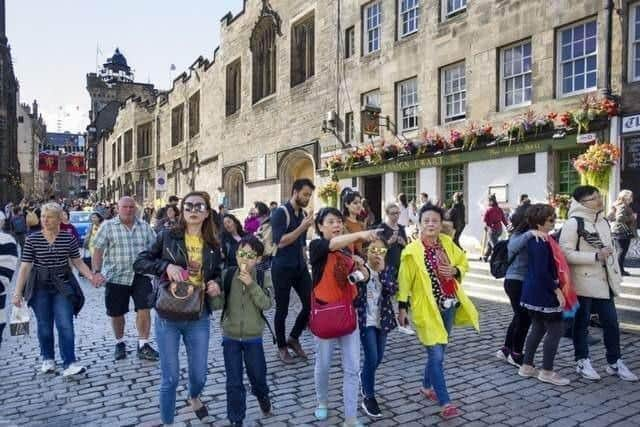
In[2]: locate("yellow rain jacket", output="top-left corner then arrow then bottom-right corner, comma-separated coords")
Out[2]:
397,234 -> 479,346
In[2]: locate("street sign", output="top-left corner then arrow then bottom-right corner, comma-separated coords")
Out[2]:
622,114 -> 640,134
155,169 -> 167,191
577,133 -> 596,144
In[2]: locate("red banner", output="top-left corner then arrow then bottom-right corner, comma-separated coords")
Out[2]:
65,153 -> 86,173
38,152 -> 59,172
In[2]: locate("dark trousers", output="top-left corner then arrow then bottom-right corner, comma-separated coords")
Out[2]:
573,295 -> 621,364
453,226 -> 465,248
614,238 -> 631,273
271,264 -> 311,349
523,311 -> 564,371
503,279 -> 531,354
222,337 -> 269,423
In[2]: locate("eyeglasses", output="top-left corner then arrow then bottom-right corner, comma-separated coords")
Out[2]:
183,202 -> 207,213
387,211 -> 400,216
369,247 -> 388,255
580,195 -> 600,203
237,249 -> 258,259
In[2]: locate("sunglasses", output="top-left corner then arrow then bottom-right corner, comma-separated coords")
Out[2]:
369,247 -> 388,255
237,249 -> 258,259
183,202 -> 207,213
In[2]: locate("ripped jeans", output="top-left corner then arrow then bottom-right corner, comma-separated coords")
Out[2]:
155,312 -> 210,424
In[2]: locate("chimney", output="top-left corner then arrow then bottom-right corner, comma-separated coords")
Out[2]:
32,100 -> 38,119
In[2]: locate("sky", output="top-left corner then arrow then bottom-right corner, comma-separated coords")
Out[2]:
7,0 -> 244,132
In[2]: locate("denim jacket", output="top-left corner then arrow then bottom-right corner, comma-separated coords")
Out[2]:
505,231 -> 534,281
354,266 -> 398,333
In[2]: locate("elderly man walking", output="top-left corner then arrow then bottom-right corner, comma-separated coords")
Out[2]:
92,197 -> 158,361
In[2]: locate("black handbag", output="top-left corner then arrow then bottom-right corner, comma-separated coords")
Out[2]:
155,280 -> 204,321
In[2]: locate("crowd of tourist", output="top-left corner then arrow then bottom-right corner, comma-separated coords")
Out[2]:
0,181 -> 637,426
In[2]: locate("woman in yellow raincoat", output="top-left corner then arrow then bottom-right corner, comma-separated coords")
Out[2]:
397,204 -> 479,419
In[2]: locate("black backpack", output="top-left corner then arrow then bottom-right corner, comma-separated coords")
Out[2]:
550,216 -> 585,251
489,240 -> 512,279
490,216 -> 587,279
221,266 -> 276,344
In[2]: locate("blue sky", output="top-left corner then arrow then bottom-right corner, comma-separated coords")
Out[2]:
7,0 -> 243,131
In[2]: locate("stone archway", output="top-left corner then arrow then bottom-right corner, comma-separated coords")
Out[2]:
223,166 -> 245,210
279,150 -> 315,204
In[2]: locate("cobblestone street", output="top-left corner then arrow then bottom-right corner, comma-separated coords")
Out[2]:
1,277 -> 639,427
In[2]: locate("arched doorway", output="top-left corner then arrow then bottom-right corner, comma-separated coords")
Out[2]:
279,150 -> 314,203
223,166 -> 245,210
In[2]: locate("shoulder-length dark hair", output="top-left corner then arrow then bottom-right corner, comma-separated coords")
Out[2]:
173,191 -> 219,248
341,189 -> 362,217
222,213 -> 245,237
398,193 -> 408,208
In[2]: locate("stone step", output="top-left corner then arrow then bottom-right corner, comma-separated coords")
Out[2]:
462,266 -> 640,329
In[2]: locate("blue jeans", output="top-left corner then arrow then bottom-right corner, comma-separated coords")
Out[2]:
423,306 -> 456,406
222,337 -> 269,423
30,288 -> 76,368
573,295 -> 620,364
155,313 -> 210,425
360,326 -> 387,398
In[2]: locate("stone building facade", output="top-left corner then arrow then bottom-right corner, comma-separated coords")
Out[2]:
86,48 -> 157,193
17,99 -> 46,198
0,0 -> 21,204
95,0 -> 633,250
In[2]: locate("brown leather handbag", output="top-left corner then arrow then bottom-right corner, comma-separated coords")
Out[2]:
155,280 -> 204,321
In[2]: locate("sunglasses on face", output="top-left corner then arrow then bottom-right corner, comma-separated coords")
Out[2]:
237,249 -> 258,259
369,247 -> 388,255
183,202 -> 207,213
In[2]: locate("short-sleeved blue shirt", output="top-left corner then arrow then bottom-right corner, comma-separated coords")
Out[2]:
271,202 -> 306,269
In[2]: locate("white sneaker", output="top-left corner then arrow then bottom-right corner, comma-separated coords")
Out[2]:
62,363 -> 86,377
496,349 -> 507,361
397,325 -> 416,335
606,359 -> 639,382
41,359 -> 55,374
576,358 -> 601,380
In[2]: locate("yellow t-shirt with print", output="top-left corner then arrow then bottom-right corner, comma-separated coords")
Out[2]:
184,233 -> 204,285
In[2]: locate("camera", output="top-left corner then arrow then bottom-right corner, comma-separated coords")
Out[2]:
441,298 -> 460,309
347,270 -> 366,284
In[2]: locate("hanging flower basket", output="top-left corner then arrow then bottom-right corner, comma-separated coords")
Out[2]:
319,181 -> 340,207
573,141 -> 620,195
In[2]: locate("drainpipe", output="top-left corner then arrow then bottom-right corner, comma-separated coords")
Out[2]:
602,0 -> 614,99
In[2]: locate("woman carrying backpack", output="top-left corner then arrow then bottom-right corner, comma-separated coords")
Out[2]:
497,207 -> 547,367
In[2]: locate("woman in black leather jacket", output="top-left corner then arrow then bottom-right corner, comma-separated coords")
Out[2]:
134,191 -> 222,425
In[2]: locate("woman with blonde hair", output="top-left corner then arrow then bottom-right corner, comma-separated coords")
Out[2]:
12,203 -> 95,377
609,190 -> 636,276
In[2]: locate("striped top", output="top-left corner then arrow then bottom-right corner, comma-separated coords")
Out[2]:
21,231 -> 80,274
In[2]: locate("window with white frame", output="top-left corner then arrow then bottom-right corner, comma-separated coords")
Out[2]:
558,19 -> 597,96
630,2 -> 640,82
398,78 -> 418,132
501,40 -> 532,109
443,0 -> 467,19
398,171 -> 417,202
362,89 -> 381,108
345,112 -> 354,143
364,2 -> 381,54
399,0 -> 420,38
441,62 -> 466,122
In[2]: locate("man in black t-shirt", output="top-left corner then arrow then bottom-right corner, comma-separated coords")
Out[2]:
270,178 -> 315,364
